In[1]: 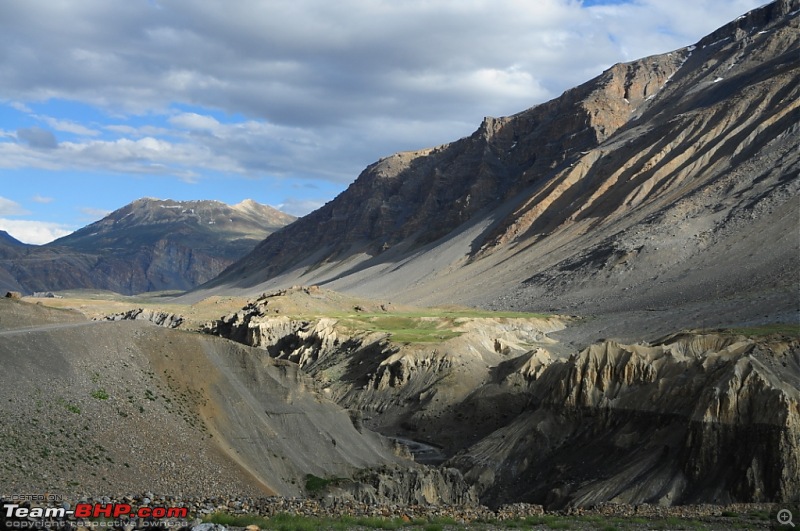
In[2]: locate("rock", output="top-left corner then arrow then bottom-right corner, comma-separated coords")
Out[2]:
102,309 -> 184,328
4,291 -> 21,299
191,524 -> 227,531
328,465 -> 478,506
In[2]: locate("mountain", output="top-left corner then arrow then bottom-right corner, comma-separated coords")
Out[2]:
0,230 -> 26,248
0,198 -> 295,295
202,0 -> 799,337
52,198 -> 292,255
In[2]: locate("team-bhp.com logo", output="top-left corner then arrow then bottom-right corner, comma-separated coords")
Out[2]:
3,502 -> 188,528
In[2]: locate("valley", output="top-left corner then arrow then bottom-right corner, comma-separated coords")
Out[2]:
9,285 -> 798,512
0,1 -> 797,527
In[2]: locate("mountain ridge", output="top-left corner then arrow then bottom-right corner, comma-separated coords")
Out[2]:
0,198 -> 295,295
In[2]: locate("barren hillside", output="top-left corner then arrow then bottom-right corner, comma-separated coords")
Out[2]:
0,296 -> 404,497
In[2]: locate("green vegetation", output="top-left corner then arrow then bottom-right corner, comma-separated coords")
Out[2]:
721,322 -> 800,337
304,473 -> 334,493
353,315 -> 462,343
199,510 -> 765,530
56,397 -> 81,414
316,308 -> 551,344
90,388 -> 109,400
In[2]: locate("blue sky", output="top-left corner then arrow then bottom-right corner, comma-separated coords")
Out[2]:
0,0 -> 764,243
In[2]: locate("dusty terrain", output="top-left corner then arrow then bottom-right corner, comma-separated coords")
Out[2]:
0,296 -> 408,498
7,281 -> 799,512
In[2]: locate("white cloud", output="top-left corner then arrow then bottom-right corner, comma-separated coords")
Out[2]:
0,196 -> 29,216
0,218 -> 74,245
276,198 -> 325,217
38,116 -> 101,137
9,101 -> 32,113
79,207 -> 112,220
169,112 -> 222,131
105,124 -> 170,137
32,195 -> 54,204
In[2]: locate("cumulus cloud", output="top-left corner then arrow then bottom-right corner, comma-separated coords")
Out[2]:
0,219 -> 73,245
0,1 -> 764,121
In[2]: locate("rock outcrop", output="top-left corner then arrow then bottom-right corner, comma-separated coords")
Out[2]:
327,466 -> 478,506
449,334 -> 800,508
201,288 -> 566,455
100,308 -> 185,328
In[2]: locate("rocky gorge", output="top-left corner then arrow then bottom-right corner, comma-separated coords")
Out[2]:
200,287 -> 800,509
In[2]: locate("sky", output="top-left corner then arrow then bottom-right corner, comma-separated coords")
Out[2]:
0,0 -> 765,244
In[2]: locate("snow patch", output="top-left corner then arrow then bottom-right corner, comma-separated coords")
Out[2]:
703,37 -> 731,49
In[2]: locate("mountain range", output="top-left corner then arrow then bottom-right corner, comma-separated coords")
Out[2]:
0,198 -> 294,295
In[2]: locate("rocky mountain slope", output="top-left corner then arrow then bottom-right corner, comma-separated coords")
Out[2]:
201,287 -> 800,508
0,198 -> 295,295
0,230 -> 25,247
200,0 -> 798,337
449,334 -> 800,508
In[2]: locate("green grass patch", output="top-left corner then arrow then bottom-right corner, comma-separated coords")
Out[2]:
202,510 -> 743,531
357,316 -> 461,343
721,323 -> 800,338
352,516 -> 407,529
329,308 -> 551,344
304,473 -> 334,493
56,397 -> 81,414
748,510 -> 771,521
90,388 -> 109,400
203,512 -> 275,528
520,515 -> 571,529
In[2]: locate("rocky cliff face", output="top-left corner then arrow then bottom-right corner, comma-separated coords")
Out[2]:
449,334 -> 800,508
330,466 -> 479,506
0,198 -> 295,295
203,1 -> 798,333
